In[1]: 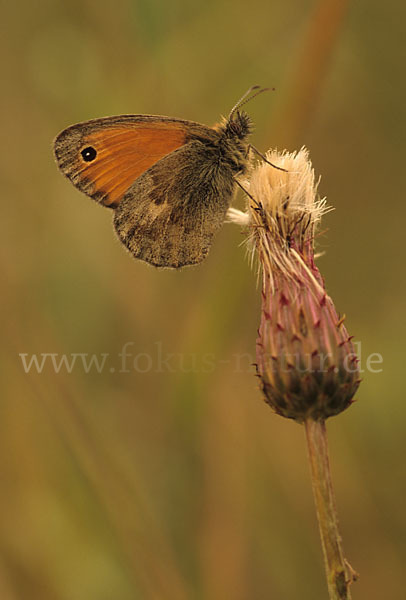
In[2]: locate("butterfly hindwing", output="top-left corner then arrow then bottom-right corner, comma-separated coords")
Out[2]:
113,140 -> 236,268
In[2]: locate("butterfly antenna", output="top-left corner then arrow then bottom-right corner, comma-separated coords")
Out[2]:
229,86 -> 272,120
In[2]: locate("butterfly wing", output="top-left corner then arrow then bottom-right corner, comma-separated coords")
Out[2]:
53,115 -> 215,208
113,140 -> 236,268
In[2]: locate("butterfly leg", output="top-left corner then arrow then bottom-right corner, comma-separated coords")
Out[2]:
234,178 -> 263,212
247,144 -> 288,172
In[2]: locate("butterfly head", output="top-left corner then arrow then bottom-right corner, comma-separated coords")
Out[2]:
224,84 -> 269,137
224,110 -> 252,140
214,85 -> 269,158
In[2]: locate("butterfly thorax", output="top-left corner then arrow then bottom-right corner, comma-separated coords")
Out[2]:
213,111 -> 252,175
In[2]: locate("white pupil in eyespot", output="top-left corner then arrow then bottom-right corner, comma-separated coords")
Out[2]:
81,147 -> 97,162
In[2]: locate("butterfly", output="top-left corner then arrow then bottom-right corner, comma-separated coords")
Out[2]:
54,86 -> 270,268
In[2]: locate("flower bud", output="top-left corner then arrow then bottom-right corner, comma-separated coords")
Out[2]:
246,149 -> 360,422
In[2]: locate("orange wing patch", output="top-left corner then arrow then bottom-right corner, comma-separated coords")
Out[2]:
76,125 -> 188,207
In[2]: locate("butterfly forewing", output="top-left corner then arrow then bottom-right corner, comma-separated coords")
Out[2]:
53,116 -> 214,207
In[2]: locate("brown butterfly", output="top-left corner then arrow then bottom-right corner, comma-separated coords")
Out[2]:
54,86 -> 270,268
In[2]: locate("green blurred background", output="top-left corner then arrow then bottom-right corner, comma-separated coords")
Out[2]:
2,0 -> 405,598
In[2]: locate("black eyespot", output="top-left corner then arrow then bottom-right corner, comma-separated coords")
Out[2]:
81,146 -> 97,162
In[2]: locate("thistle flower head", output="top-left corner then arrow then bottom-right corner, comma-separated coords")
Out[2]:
239,148 -> 360,422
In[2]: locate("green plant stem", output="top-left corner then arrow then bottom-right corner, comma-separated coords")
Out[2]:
304,418 -> 355,599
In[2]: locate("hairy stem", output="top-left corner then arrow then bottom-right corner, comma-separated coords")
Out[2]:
304,418 -> 356,599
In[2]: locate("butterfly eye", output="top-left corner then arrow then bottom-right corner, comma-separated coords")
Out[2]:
81,146 -> 97,162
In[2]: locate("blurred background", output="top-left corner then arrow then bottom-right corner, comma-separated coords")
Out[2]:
2,0 -> 405,598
